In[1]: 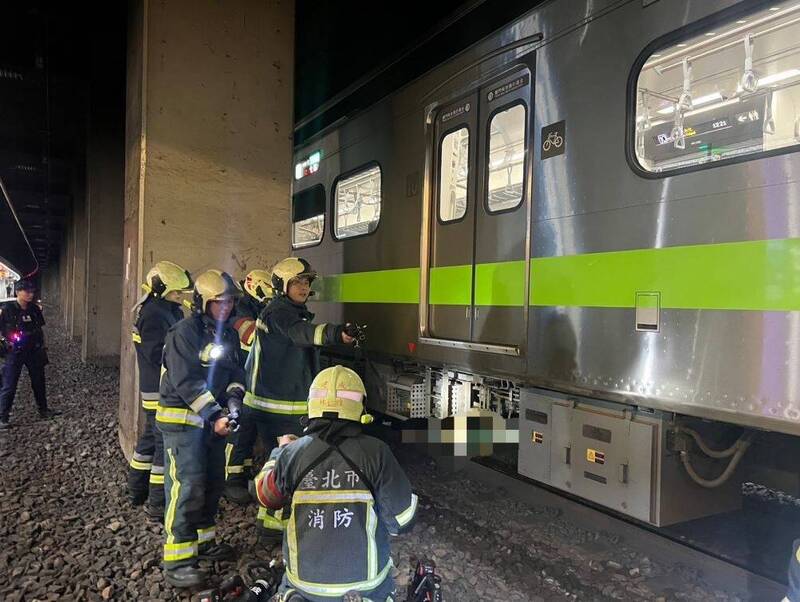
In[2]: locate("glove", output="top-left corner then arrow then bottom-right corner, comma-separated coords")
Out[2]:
226,387 -> 245,432
343,323 -> 367,345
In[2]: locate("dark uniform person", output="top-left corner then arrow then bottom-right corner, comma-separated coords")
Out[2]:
230,268 -> 274,358
126,261 -> 192,518
224,258 -> 356,536
255,365 -> 418,602
224,269 -> 273,489
157,269 -> 245,588
0,279 -> 59,429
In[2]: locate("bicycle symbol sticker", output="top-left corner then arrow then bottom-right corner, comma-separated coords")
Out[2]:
541,120 -> 566,160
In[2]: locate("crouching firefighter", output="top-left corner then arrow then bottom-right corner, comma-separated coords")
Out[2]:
255,365 -> 418,602
127,261 -> 192,518
225,258 -> 356,523
157,269 -> 246,588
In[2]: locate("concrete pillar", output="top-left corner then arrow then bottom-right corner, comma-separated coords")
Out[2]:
61,202 -> 74,328
68,157 -> 87,342
120,0 -> 294,454
82,8 -> 125,367
41,264 -> 59,307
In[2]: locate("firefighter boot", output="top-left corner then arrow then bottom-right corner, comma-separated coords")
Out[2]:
224,478 -> 252,505
164,565 -> 207,589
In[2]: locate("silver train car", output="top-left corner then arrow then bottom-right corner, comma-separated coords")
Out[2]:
290,0 -> 800,525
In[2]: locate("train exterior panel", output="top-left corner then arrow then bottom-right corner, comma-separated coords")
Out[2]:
290,0 -> 800,438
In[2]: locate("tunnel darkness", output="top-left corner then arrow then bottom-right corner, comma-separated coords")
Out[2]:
0,3 -> 126,280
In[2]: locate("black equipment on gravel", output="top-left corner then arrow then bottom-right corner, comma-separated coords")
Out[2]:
191,561 -> 284,602
406,558 -> 443,602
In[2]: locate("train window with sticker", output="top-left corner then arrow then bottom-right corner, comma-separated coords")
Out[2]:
486,103 -> 526,212
633,1 -> 800,175
438,127 -> 470,222
292,184 -> 325,249
333,164 -> 381,239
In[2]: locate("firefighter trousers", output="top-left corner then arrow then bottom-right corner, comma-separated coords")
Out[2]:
161,424 -> 226,569
227,407 -> 302,534
226,407 -> 302,483
127,408 -> 165,508
277,571 -> 397,602
0,348 -> 47,420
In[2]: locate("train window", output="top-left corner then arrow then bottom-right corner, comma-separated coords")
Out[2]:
634,1 -> 800,174
486,103 -> 526,213
291,184 -> 325,248
333,164 -> 381,239
438,127 -> 470,222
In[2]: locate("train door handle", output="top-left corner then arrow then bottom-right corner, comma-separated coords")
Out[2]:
564,446 -> 571,465
618,463 -> 629,484
465,306 -> 470,319
474,307 -> 480,320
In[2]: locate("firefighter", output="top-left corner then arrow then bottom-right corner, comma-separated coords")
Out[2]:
0,279 -> 59,429
126,261 -> 192,518
224,269 -> 273,492
228,269 -> 273,363
255,365 -> 418,602
157,269 -> 245,588
224,258 -> 355,528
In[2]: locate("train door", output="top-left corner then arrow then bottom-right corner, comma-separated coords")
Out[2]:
427,93 -> 478,341
471,70 -> 531,348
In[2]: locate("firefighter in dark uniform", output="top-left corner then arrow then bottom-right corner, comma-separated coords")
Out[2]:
126,261 -> 192,517
224,269 -> 273,493
256,365 -> 418,602
224,258 -> 356,536
0,279 -> 59,429
157,269 -> 245,588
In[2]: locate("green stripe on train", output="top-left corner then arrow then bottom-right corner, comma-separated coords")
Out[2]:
531,238 -> 800,310
312,238 -> 800,311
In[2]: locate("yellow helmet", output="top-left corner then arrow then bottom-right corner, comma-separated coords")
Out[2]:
192,270 -> 240,313
308,365 -> 372,424
271,257 -> 316,296
242,269 -> 274,303
143,261 -> 192,298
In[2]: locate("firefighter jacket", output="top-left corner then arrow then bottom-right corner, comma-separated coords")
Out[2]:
255,421 -> 418,600
229,295 -> 265,358
132,297 -> 184,410
0,300 -> 45,352
244,295 -> 343,415
158,314 -> 246,429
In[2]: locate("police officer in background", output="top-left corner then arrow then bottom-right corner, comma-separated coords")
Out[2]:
126,261 -> 192,519
224,258 -> 355,530
0,279 -> 59,429
255,365 -> 418,602
157,269 -> 245,588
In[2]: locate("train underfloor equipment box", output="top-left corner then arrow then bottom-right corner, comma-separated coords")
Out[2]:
517,389 -> 740,526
